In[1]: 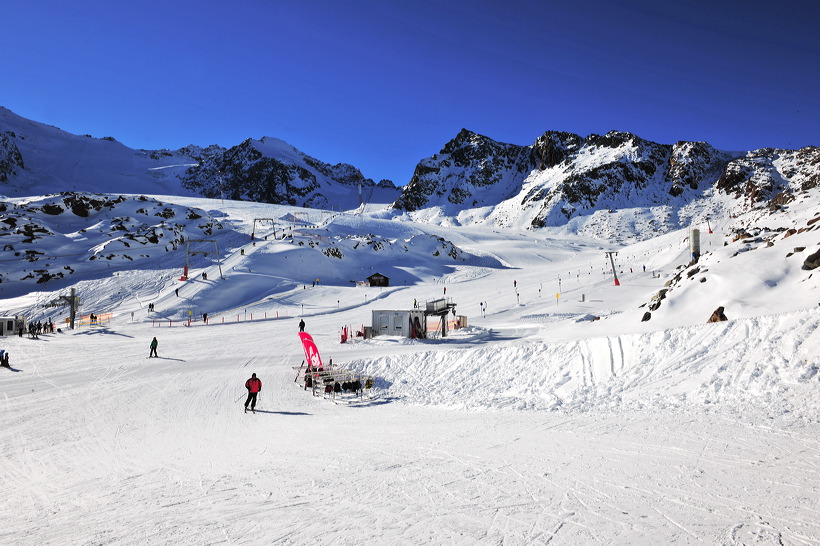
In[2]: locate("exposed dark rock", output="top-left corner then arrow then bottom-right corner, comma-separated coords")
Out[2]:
530,131 -> 582,169
393,129 -> 530,212
0,132 -> 25,182
707,306 -> 728,323
42,203 -> 65,215
648,289 -> 668,311
803,249 -> 820,270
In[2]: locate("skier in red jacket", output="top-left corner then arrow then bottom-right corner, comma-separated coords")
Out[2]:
244,373 -> 262,413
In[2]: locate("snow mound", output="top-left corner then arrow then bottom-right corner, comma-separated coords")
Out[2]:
349,309 -> 820,421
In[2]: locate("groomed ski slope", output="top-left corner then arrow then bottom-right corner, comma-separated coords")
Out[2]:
1,193 -> 818,545
1,310 -> 817,545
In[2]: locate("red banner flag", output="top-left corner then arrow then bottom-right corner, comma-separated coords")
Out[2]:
298,332 -> 324,369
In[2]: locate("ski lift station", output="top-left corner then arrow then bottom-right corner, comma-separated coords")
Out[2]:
0,316 -> 25,336
372,309 -> 427,338
372,298 -> 466,339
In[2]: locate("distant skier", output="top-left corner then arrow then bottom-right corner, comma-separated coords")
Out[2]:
244,373 -> 262,413
299,319 -> 305,332
149,337 -> 158,358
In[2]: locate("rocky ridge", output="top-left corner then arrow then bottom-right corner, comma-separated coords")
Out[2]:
0,107 -> 398,210
395,128 -> 819,240
1,107 -> 817,243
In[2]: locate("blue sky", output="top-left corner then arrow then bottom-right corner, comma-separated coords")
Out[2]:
4,0 -> 818,185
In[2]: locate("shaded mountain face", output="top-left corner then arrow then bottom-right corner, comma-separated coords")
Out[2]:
0,107 -> 398,210
393,129 -> 819,233
0,131 -> 25,182
392,128 -> 532,213
178,137 -> 398,209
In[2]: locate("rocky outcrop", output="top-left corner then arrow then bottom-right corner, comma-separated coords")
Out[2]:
716,147 -> 820,203
666,141 -> 727,196
530,131 -> 582,169
707,306 -> 729,323
0,132 -> 24,183
803,248 -> 820,270
181,138 -> 396,209
392,129 -> 531,212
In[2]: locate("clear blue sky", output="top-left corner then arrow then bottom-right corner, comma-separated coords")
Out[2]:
4,0 -> 818,185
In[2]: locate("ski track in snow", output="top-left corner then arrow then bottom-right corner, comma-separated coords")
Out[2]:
2,312 -> 818,545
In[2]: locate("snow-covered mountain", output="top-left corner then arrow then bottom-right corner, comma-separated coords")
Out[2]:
0,107 -> 399,210
4,107 -> 818,243
1,109 -> 819,544
0,193 -> 229,291
2,107 -> 818,299
394,128 -> 819,240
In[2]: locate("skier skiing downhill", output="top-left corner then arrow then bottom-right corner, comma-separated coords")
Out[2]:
244,373 -> 262,413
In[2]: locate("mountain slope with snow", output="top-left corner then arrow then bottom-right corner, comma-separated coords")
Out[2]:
0,183 -> 817,544
0,107 -> 399,210
394,128 -> 819,243
0,107 -> 818,545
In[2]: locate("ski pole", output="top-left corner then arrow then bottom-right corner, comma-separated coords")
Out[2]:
235,392 -> 245,403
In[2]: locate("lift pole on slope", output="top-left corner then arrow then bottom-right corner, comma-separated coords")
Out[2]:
605,251 -> 620,286
44,287 -> 79,329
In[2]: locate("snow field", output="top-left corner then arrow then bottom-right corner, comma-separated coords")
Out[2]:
1,188 -> 818,544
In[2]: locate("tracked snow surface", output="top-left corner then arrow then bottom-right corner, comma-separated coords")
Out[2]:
0,185 -> 818,545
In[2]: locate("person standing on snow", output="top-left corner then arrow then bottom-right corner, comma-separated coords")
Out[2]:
244,373 -> 262,413
149,337 -> 159,358
299,319 -> 305,332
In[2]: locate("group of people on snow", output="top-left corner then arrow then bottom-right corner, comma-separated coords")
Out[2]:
26,320 -> 55,338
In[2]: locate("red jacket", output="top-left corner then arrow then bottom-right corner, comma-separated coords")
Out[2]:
245,377 -> 262,393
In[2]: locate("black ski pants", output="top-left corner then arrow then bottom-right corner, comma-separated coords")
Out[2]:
244,391 -> 258,409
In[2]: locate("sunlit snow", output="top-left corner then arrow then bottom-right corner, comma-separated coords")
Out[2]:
0,125 -> 818,542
